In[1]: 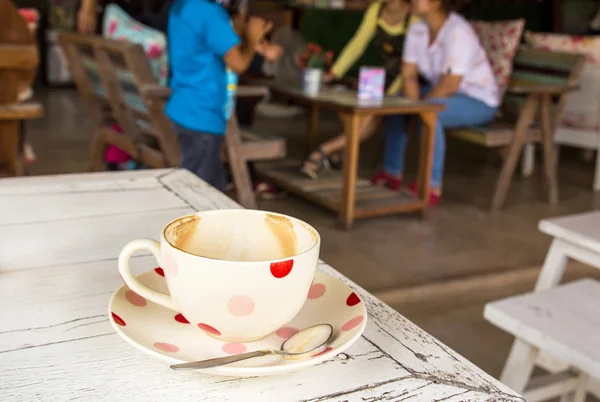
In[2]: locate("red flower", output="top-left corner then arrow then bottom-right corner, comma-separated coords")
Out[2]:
325,51 -> 333,64
18,9 -> 38,24
313,44 -> 322,54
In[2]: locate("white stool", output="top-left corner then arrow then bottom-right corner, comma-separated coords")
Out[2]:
485,280 -> 599,401
485,212 -> 600,401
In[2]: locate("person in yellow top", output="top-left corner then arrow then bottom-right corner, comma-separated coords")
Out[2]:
301,0 -> 416,179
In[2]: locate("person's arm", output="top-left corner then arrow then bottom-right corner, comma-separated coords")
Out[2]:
424,75 -> 462,99
224,17 -> 272,74
424,24 -> 474,99
402,62 -> 419,100
329,2 -> 380,79
77,0 -> 97,33
258,42 -> 283,62
400,23 -> 420,99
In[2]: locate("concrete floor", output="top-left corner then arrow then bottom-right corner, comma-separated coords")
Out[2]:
25,88 -> 600,393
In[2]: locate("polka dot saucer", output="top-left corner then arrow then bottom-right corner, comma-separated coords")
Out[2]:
108,268 -> 367,377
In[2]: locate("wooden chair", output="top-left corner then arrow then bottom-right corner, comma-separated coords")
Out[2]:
447,47 -> 584,211
0,0 -> 44,177
485,212 -> 600,401
59,33 -> 285,209
58,33 -> 181,171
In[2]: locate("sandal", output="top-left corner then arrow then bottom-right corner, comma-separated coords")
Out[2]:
370,170 -> 402,190
300,148 -> 331,179
328,151 -> 343,170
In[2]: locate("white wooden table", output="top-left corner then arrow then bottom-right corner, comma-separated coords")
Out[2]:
0,169 -> 523,401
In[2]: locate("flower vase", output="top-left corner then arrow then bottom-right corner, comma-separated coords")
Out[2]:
303,68 -> 323,96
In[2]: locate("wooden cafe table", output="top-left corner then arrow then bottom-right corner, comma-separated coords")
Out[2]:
257,86 -> 444,229
0,169 -> 522,401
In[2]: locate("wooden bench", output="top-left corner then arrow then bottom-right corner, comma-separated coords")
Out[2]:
0,0 -> 44,177
486,279 -> 598,402
447,47 -> 584,211
486,211 -> 600,401
59,33 -> 285,209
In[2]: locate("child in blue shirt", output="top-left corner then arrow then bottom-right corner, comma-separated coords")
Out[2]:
166,0 -> 272,191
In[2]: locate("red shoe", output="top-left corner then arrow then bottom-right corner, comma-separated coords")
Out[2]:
408,181 -> 441,207
254,181 -> 285,200
370,171 -> 402,190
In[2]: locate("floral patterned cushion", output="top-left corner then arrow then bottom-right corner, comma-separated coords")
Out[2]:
103,4 -> 168,86
18,8 -> 39,32
18,8 -> 39,102
470,19 -> 525,96
525,32 -> 600,131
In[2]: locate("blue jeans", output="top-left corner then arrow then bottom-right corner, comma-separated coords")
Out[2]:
383,87 -> 497,188
173,122 -> 227,192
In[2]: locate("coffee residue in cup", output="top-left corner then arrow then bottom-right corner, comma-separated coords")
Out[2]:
265,213 -> 297,258
165,215 -> 200,252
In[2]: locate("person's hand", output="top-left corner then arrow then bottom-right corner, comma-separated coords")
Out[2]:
77,5 -> 97,34
246,17 -> 273,46
322,71 -> 335,83
263,43 -> 283,62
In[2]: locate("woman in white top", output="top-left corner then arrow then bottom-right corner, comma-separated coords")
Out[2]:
372,0 -> 500,206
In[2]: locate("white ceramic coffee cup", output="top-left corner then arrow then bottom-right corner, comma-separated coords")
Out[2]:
118,210 -> 320,343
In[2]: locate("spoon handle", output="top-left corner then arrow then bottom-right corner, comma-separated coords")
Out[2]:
170,350 -> 274,370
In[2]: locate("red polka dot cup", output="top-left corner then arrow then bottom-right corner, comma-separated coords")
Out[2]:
118,210 -> 320,343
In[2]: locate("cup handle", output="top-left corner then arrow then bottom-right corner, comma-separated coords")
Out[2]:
118,238 -> 178,311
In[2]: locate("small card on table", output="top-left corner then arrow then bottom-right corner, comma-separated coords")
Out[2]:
358,67 -> 385,101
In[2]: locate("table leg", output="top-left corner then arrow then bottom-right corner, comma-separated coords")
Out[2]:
89,127 -> 108,172
339,112 -> 360,229
500,339 -> 540,393
540,94 -> 559,204
534,238 -> 569,291
307,104 -> 320,152
417,111 -> 436,218
491,94 -> 539,211
573,373 -> 589,402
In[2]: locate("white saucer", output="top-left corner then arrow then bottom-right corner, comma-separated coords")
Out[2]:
108,269 -> 367,377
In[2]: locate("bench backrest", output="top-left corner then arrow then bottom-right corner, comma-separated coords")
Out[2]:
502,47 -> 584,121
58,33 -> 180,167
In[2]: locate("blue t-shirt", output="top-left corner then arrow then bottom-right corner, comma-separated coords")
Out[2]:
166,0 -> 240,135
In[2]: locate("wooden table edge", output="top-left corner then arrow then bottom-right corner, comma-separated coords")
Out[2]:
268,86 -> 446,115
